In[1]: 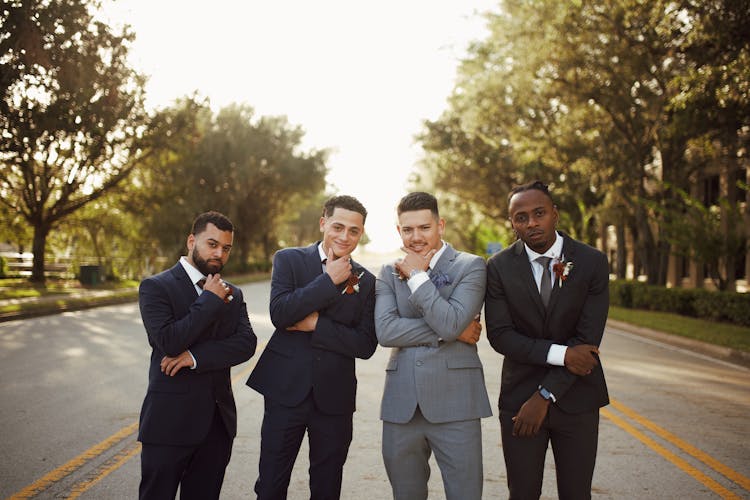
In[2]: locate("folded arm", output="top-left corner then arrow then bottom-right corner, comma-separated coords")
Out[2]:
311,284 -> 378,359
410,258 -> 486,342
540,252 -> 609,400
269,251 -> 340,330
139,277 -> 225,357
375,266 -> 443,347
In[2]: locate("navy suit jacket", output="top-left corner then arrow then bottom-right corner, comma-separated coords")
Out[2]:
485,233 -> 609,414
138,262 -> 257,446
247,242 -> 377,415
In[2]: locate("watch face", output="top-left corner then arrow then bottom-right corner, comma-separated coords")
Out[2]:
540,388 -> 552,400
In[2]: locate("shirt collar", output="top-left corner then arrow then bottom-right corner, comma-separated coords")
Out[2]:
524,231 -> 563,263
317,243 -> 327,262
429,241 -> 448,270
180,256 -> 205,285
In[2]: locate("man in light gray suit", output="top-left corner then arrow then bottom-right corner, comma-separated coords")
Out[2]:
375,191 -> 492,500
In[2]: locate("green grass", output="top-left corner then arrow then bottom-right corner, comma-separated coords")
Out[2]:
0,272 -> 270,319
609,305 -> 750,352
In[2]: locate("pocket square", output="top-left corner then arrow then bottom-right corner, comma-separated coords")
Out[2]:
430,270 -> 452,289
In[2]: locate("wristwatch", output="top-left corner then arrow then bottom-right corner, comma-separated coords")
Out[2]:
539,386 -> 555,402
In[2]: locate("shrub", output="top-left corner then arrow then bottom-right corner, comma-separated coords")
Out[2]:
608,280 -> 750,327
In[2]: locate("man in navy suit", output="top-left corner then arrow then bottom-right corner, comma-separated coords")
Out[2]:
485,181 -> 609,500
247,195 -> 377,500
137,211 -> 257,500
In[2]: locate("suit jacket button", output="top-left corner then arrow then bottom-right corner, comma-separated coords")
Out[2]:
416,360 -> 423,367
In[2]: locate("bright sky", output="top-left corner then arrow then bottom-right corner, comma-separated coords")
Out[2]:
102,0 -> 495,253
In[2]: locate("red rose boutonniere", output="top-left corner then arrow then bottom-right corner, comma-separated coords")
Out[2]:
552,257 -> 573,287
342,271 -> 365,294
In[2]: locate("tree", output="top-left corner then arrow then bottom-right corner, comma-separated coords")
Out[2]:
131,101 -> 329,270
417,0 -> 749,286
0,0 -> 152,282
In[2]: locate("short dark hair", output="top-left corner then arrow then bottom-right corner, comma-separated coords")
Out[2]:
322,195 -> 368,223
191,211 -> 234,235
397,191 -> 439,218
508,180 -> 555,205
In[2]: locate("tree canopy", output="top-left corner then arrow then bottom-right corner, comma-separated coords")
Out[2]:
1,0 -> 153,282
417,0 -> 749,287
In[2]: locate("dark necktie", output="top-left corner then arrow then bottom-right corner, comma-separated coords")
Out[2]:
536,256 -> 552,307
196,278 -> 206,290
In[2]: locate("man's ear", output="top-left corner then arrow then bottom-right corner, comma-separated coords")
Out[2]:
186,233 -> 195,252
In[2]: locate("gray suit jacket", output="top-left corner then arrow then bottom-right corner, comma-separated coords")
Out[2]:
375,243 -> 492,424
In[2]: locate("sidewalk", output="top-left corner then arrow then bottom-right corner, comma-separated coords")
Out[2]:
0,287 -> 139,322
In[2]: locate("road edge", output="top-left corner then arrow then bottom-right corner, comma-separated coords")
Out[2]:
607,318 -> 750,369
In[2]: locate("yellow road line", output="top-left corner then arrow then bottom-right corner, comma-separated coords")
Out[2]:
6,422 -> 138,499
602,407 -> 742,499
67,441 -> 142,499
12,345 -> 266,499
610,399 -> 750,491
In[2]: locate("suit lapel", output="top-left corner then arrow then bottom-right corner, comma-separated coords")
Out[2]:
305,242 -> 325,281
169,263 -> 199,306
430,243 -> 456,279
546,234 -> 576,314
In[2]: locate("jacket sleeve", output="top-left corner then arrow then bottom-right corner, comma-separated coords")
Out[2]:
189,287 -> 258,371
268,250 -> 340,330
540,251 -> 609,401
311,278 -> 378,360
374,264 -> 441,347
485,257 -> 554,365
139,276 -> 226,357
409,257 -> 486,342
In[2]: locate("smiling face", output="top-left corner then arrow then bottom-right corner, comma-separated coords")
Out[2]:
186,222 -> 233,275
397,209 -> 445,256
319,207 -> 365,259
508,188 -> 559,253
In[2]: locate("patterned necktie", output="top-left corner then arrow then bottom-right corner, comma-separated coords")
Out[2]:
536,256 -> 552,308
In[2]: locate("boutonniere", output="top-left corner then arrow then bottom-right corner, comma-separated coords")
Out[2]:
342,270 -> 365,294
552,256 -> 573,287
430,270 -> 452,289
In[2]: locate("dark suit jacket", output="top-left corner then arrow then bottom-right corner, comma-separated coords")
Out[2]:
138,262 -> 257,446
247,242 -> 378,415
485,233 -> 609,414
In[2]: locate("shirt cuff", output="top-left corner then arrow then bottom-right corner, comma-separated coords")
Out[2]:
407,271 -> 430,293
547,344 -> 567,366
188,350 -> 197,370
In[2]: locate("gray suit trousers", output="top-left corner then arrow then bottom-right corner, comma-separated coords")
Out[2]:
382,406 -> 483,500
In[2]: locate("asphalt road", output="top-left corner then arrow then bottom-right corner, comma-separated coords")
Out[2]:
1,279 -> 748,499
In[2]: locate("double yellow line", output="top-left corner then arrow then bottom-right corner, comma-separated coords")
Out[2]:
603,398 -> 749,499
6,361 -> 258,500
8,368 -> 749,499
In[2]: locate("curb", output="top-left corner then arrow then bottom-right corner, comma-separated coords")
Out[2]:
607,318 -> 750,369
0,292 -> 138,322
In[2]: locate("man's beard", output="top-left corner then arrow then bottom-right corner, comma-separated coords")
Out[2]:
191,247 -> 224,276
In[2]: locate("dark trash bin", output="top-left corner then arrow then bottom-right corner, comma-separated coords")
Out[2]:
79,265 -> 101,285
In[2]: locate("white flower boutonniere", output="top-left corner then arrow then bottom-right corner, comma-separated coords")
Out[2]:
552,256 -> 573,287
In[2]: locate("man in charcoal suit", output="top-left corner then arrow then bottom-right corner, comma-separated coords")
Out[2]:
485,181 -> 609,500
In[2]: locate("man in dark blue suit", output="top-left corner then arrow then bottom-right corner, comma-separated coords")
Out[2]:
247,195 -> 377,500
137,211 -> 257,500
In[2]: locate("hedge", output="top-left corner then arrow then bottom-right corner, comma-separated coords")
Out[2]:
609,280 -> 750,327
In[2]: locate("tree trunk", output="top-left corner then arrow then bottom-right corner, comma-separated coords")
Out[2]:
616,223 -> 627,279
31,223 -> 51,284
